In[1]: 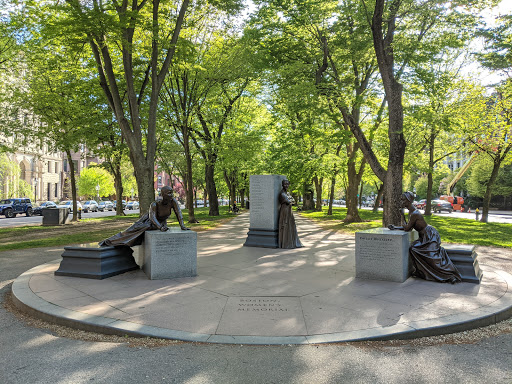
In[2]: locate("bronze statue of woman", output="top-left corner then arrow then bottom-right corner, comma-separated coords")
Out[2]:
278,179 -> 303,249
389,192 -> 461,283
99,186 -> 189,247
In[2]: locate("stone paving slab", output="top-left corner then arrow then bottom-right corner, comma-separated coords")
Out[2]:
11,213 -> 512,345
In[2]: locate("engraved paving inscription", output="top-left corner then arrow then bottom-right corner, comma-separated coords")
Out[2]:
216,296 -> 307,336
237,298 -> 289,312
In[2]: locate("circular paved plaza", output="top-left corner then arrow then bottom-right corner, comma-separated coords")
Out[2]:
12,214 -> 512,344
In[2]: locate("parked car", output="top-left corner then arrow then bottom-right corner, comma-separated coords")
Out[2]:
431,199 -> 453,213
33,201 -> 58,215
82,200 -> 99,213
113,200 -> 127,209
126,201 -> 139,210
0,198 -> 33,218
98,200 -> 114,212
416,199 -> 427,210
58,200 -> 82,214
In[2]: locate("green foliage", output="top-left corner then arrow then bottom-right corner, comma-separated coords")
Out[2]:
413,165 -> 452,199
0,153 -> 34,199
0,153 -> 19,198
477,14 -> 512,74
466,155 -> 512,198
78,166 -> 115,199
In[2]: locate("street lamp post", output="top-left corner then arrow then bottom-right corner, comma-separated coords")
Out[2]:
131,188 -> 134,199
96,184 -> 100,200
34,178 -> 38,203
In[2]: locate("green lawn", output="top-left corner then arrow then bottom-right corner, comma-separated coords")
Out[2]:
299,207 -> 512,248
0,206 -> 240,252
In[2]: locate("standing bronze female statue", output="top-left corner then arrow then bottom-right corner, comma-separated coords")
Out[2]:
99,186 -> 189,247
388,192 -> 461,283
278,179 -> 303,249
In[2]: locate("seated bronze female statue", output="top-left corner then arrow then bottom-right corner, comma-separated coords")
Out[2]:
388,192 -> 461,284
99,186 -> 189,247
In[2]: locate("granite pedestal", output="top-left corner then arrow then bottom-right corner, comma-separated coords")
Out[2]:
244,174 -> 286,248
356,228 -> 418,283
54,243 -> 138,279
142,229 -> 197,280
42,208 -> 70,226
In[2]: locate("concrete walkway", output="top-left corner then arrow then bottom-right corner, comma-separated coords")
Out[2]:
11,213 -> 512,345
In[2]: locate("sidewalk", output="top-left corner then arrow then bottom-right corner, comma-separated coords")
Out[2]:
11,213 -> 512,345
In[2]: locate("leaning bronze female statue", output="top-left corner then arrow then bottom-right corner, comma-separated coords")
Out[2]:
99,186 -> 190,247
278,179 -> 303,249
388,192 -> 461,284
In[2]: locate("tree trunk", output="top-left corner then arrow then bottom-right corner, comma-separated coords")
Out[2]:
303,182 -> 315,210
424,132 -> 435,216
184,138 -> 198,223
313,175 -> 323,211
344,162 -> 363,223
373,183 -> 384,213
358,180 -> 364,209
113,165 -> 125,216
383,146 -> 405,226
205,158 -> 219,216
66,150 -> 78,222
239,188 -> 245,209
133,161 -> 155,217
371,0 -> 406,226
327,175 -> 336,216
481,157 -> 501,223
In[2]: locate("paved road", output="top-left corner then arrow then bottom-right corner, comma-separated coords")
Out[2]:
0,209 -> 140,228
346,205 -> 512,224
1,235 -> 511,382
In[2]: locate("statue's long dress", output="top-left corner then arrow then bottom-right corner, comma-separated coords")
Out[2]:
99,202 -> 169,247
410,225 -> 462,283
278,190 -> 303,249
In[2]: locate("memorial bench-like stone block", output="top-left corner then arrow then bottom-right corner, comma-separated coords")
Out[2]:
356,228 -> 418,283
444,244 -> 482,284
54,243 -> 139,279
142,229 -> 197,280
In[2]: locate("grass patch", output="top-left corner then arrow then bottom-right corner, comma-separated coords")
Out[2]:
0,206 -> 240,252
299,207 -> 512,248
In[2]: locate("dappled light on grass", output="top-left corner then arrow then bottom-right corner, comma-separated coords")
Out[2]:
299,207 -> 512,248
299,207 -> 382,234
0,206 -> 239,252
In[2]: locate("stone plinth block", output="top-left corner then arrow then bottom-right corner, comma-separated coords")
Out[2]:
55,243 -> 138,279
143,229 -> 197,280
444,244 -> 482,284
42,208 -> 70,226
244,174 -> 286,248
356,228 -> 418,283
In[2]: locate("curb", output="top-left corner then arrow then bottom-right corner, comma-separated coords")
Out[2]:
11,261 -> 512,345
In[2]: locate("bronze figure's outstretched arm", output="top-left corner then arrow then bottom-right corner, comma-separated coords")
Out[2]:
172,198 -> 190,230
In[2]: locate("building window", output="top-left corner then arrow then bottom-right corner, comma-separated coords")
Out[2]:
55,183 -> 58,197
48,161 -> 51,173
63,160 -> 68,172
55,162 -> 59,174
